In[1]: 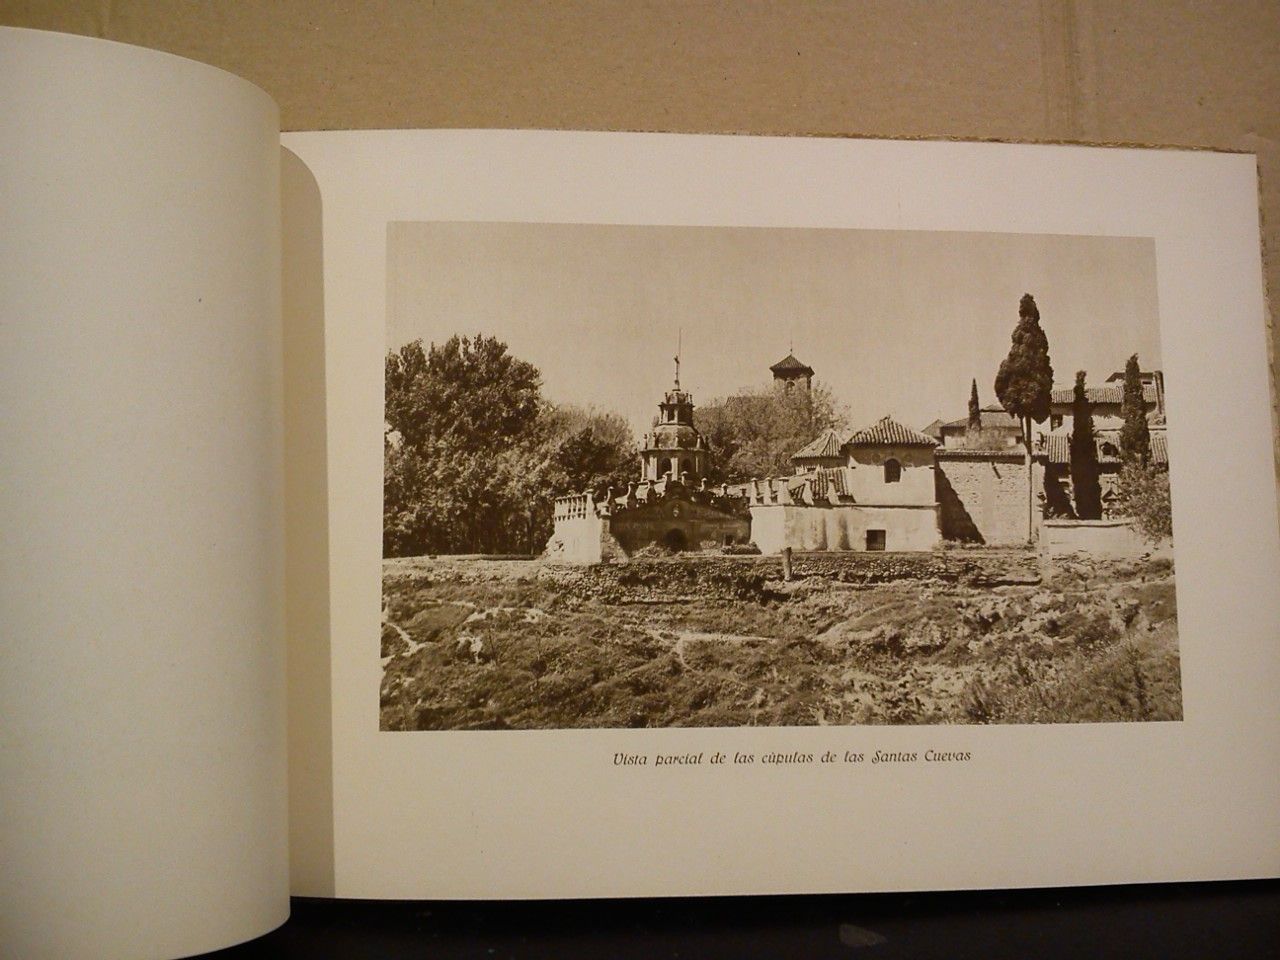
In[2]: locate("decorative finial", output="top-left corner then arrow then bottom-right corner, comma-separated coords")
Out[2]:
674,328 -> 682,389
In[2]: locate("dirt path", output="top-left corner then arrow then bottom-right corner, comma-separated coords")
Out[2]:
381,617 -> 420,663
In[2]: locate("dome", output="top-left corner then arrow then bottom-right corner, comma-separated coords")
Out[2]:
647,421 -> 700,450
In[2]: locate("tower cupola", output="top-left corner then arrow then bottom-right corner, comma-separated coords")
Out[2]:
640,353 -> 709,482
770,352 -> 814,392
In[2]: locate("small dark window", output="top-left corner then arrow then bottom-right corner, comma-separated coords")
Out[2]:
884,458 -> 901,483
866,529 -> 886,551
723,534 -> 735,547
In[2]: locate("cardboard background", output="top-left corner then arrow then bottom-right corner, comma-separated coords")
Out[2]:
4,1 -> 1275,453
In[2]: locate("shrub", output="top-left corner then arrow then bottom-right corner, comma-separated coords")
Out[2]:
1115,462 -> 1172,543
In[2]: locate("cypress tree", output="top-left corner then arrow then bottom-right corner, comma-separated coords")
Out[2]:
994,293 -> 1054,540
1119,353 -> 1151,466
1069,370 -> 1102,519
967,378 -> 981,432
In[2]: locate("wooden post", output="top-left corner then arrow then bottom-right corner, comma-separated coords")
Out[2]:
782,546 -> 793,581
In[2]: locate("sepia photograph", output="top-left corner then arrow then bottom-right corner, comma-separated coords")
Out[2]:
380,222 -> 1179,730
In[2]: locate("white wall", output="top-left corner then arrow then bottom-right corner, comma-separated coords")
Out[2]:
547,515 -> 607,563
749,503 -> 940,553
845,445 -> 936,506
1041,519 -> 1171,559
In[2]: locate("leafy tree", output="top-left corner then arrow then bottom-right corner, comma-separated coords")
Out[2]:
1114,355 -> 1165,543
385,335 -> 542,451
994,293 -> 1054,540
695,381 -> 847,483
1069,370 -> 1102,519
967,378 -> 981,432
539,405 -> 638,504
383,339 -> 638,557
1118,353 -> 1151,466
383,435 -> 433,557
1116,461 -> 1172,543
383,336 -> 549,556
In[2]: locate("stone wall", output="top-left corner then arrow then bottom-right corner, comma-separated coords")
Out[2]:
609,500 -> 750,554
1041,519 -> 1172,559
749,503 -> 940,554
531,552 -> 1042,604
936,452 -> 1041,546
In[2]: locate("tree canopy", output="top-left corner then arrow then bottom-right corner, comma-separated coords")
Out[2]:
383,337 -> 636,557
967,378 -> 981,432
385,335 -> 542,450
1118,353 -> 1151,467
994,293 -> 1054,543
1117,461 -> 1172,543
993,293 -> 1054,432
1069,370 -> 1102,519
539,405 -> 637,498
694,382 -> 847,483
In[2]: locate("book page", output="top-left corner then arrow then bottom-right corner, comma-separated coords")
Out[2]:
281,146 -> 336,898
0,29 -> 287,958
282,129 -> 1280,899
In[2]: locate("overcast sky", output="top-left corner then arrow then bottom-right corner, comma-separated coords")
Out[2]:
387,222 -> 1161,437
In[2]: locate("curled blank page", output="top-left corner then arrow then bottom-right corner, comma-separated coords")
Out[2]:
0,28 -> 287,959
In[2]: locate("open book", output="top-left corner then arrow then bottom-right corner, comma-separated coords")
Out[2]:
4,26 -> 1279,960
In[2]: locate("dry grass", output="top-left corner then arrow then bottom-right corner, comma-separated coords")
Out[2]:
380,553 -> 1182,729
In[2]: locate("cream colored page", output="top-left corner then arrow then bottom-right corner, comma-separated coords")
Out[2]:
282,130 -> 1280,899
281,148 -> 336,897
0,29 -> 287,959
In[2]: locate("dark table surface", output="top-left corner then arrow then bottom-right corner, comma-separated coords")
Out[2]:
205,880 -> 1279,959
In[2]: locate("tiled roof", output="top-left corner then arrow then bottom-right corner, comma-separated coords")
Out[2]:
790,467 -> 852,501
1049,384 -> 1158,405
1151,432 -> 1168,465
791,428 -> 845,461
847,416 -> 939,447
1043,429 -> 1168,466
807,467 -> 852,500
769,353 -> 815,376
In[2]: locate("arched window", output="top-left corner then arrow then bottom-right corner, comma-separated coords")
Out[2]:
884,458 -> 901,483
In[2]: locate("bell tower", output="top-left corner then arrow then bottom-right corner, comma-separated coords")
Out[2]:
770,350 -> 814,393
639,351 -> 709,483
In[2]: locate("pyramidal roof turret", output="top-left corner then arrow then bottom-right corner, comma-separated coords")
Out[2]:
769,353 -> 815,377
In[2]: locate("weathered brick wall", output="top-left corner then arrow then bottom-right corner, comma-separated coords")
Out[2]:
936,454 -> 1041,546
